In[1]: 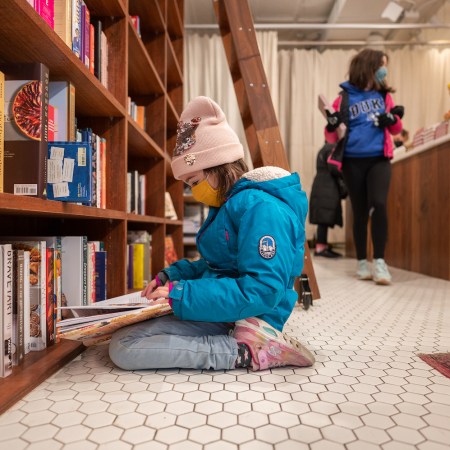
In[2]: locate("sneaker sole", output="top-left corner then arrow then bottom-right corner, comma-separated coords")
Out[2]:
357,274 -> 373,280
235,319 -> 315,367
374,278 -> 391,285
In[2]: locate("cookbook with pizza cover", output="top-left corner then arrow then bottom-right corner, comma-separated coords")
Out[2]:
2,63 -> 49,198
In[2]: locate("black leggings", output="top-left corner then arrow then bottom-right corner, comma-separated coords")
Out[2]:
316,224 -> 328,245
342,157 -> 391,260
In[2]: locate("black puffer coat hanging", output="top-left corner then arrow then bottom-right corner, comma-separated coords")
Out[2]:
309,143 -> 347,227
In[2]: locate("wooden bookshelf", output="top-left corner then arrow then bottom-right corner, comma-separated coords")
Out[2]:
0,0 -> 184,411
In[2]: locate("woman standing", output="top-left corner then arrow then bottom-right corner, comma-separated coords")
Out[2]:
325,49 -> 403,284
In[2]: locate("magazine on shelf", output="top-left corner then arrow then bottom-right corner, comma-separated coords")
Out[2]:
57,291 -> 172,346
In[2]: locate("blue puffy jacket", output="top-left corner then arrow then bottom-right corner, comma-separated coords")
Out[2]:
165,167 -> 308,331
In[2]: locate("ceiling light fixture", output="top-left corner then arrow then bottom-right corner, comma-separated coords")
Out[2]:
381,1 -> 405,22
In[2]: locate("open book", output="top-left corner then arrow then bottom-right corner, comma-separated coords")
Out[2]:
57,291 -> 172,346
318,94 -> 347,140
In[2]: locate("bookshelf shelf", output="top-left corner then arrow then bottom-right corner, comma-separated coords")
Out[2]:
0,339 -> 85,415
0,0 -> 184,409
127,118 -> 165,159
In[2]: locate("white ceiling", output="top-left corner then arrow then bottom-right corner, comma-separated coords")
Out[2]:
184,0 -> 449,48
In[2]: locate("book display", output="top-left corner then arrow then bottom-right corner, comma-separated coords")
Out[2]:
0,0 -> 184,413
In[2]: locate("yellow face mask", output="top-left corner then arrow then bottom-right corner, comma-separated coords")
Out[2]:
191,179 -> 223,207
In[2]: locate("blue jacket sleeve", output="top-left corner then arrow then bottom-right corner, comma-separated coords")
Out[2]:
169,199 -> 304,322
164,258 -> 209,281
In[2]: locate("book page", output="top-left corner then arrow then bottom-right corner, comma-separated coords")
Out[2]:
318,94 -> 334,118
318,93 -> 347,139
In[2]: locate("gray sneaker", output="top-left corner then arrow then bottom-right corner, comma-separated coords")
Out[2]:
356,259 -> 372,280
373,258 -> 392,285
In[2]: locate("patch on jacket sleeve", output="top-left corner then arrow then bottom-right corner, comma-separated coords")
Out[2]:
259,235 -> 276,259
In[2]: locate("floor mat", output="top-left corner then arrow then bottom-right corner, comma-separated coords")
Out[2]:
418,352 -> 450,378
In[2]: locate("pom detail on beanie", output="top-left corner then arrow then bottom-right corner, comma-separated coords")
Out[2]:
171,96 -> 244,179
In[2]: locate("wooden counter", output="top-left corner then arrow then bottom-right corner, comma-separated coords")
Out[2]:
345,136 -> 450,281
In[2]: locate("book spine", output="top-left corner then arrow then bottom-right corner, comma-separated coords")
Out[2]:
80,128 -> 95,206
89,24 -> 95,75
72,0 -> 81,58
54,0 -> 72,48
2,245 -> 13,377
68,83 -> 76,141
96,134 -> 101,208
39,241 -> 47,350
87,242 -> 96,304
83,2 -> 90,69
82,236 -> 88,306
127,244 -> 133,290
38,0 -> 54,29
23,251 -> 31,354
93,19 -> 102,81
0,70 -> 4,193
132,244 -> 144,290
48,104 -> 55,141
94,250 -> 107,302
15,250 -> 25,365
101,138 -> 106,208
101,30 -> 108,88
46,248 -> 55,346
40,64 -> 49,199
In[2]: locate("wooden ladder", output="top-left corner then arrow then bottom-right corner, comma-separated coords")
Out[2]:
213,0 -> 320,300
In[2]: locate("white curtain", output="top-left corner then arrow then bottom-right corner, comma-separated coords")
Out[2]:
185,32 -> 450,241
184,31 -> 279,168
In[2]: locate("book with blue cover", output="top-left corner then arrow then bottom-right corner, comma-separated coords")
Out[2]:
47,141 -> 92,204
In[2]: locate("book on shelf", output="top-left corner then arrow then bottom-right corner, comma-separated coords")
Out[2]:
130,15 -> 141,37
54,0 -> 72,48
127,230 -> 152,290
57,291 -> 172,346
78,128 -> 97,207
164,235 -> 179,267
81,1 -> 90,70
61,236 -> 87,308
94,250 -> 107,302
49,81 -> 76,141
71,0 -> 82,59
2,63 -> 49,198
47,141 -> 93,204
45,248 -> 55,347
48,104 -> 55,141
23,251 -> 31,354
100,29 -> 109,89
89,23 -> 95,75
87,241 -> 103,304
34,0 -> 55,30
165,192 -> 178,220
1,244 -> 13,378
92,18 -> 102,81
12,249 -> 25,366
0,239 -> 47,352
0,70 -> 4,193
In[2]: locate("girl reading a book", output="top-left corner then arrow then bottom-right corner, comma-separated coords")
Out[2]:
109,96 -> 315,372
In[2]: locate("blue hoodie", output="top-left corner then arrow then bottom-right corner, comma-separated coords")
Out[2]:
164,167 -> 308,331
340,81 -> 385,158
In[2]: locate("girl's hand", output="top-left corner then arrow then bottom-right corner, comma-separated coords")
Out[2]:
145,285 -> 170,301
141,278 -> 159,299
149,285 -> 170,300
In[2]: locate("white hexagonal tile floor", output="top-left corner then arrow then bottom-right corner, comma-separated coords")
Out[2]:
1,257 -> 449,449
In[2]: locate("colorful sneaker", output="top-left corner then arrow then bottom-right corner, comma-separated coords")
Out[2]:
373,258 -> 392,285
356,259 -> 372,280
233,317 -> 315,371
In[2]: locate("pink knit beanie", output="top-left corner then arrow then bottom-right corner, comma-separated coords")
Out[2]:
171,96 -> 244,179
